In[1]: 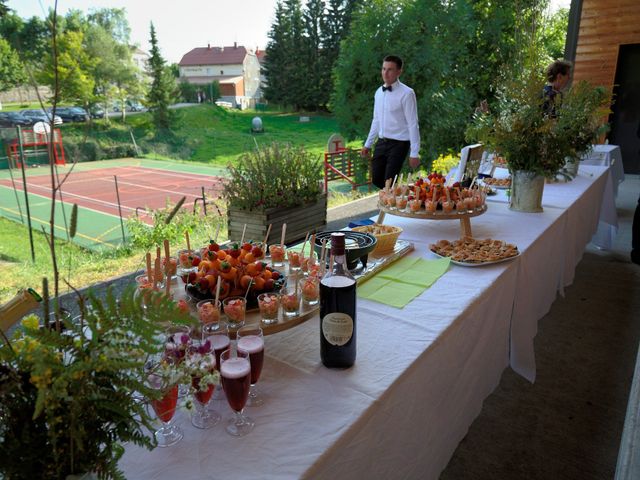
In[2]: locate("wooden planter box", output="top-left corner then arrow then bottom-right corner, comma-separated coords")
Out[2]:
227,195 -> 327,245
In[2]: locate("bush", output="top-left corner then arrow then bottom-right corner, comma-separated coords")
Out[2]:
223,143 -> 323,210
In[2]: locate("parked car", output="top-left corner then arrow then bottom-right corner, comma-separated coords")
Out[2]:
48,107 -> 89,122
127,101 -> 144,112
89,105 -> 105,119
21,109 -> 63,125
0,111 -> 32,127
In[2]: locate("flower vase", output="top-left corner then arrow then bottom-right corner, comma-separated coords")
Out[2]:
509,170 -> 544,213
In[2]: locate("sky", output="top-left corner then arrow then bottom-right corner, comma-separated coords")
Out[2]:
10,0 -> 280,63
9,0 -> 572,64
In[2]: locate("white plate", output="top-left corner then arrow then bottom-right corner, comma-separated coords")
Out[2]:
481,179 -> 511,190
430,249 -> 520,267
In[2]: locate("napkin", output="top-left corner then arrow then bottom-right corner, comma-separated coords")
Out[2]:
358,256 -> 450,308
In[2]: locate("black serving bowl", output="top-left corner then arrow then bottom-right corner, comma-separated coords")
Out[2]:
314,231 -> 377,270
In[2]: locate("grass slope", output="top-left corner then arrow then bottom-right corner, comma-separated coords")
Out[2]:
61,105 -> 355,167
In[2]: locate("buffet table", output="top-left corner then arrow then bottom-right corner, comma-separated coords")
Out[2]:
121,165 -> 614,479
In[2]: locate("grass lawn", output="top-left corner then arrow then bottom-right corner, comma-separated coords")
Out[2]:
61,104 -> 361,167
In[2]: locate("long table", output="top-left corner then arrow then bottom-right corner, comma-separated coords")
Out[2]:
121,165 -> 615,479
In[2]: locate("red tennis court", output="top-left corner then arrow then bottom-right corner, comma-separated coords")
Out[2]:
0,165 -> 225,223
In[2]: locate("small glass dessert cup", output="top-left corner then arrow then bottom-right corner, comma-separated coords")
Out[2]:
222,296 -> 246,329
301,276 -> 319,306
162,257 -> 178,283
147,373 -> 183,447
257,292 -> 280,325
197,299 -> 221,335
237,326 -> 265,407
187,339 -> 221,429
281,282 -> 301,317
396,196 -> 408,211
220,349 -> 254,437
269,244 -> 286,268
408,198 -> 422,213
287,250 -> 304,273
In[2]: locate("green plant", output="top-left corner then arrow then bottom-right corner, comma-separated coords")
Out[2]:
223,142 -> 323,210
467,70 -> 568,177
554,81 -> 610,159
126,201 -> 206,250
0,287 -> 193,479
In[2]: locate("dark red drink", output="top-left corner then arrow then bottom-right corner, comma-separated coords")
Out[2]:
220,357 -> 251,412
209,334 -> 230,371
191,376 -> 215,404
151,384 -> 178,422
237,335 -> 264,384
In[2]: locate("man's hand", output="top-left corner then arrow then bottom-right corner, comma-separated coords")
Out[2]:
409,157 -> 420,169
361,147 -> 370,158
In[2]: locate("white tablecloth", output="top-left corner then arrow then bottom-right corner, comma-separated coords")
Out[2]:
582,144 -> 625,196
121,166 -> 613,478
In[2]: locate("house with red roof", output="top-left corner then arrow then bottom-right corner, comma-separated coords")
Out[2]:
178,43 -> 262,109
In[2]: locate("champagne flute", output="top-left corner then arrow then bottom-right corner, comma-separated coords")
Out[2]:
237,326 -> 265,407
206,325 -> 230,401
220,349 -> 254,437
187,339 -> 221,429
147,373 -> 183,447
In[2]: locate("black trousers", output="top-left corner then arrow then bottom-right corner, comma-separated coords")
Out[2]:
371,138 -> 410,189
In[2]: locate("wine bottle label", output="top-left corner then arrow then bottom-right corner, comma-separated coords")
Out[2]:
322,312 -> 353,346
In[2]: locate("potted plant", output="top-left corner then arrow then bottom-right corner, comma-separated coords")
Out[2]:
468,71 -> 569,212
553,81 -> 610,177
224,142 -> 326,244
0,288 -> 193,479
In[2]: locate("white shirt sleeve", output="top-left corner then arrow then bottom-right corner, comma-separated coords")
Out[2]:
402,89 -> 420,157
364,90 -> 380,149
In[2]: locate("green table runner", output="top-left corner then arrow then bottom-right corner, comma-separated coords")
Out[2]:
358,256 -> 450,308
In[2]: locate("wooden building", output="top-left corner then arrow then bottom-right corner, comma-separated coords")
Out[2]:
566,0 -> 640,173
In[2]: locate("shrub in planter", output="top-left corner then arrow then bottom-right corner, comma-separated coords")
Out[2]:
223,143 -> 325,243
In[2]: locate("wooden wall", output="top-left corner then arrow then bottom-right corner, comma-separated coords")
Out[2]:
572,0 -> 640,89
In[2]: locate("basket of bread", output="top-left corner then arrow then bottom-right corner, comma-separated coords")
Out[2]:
351,224 -> 403,256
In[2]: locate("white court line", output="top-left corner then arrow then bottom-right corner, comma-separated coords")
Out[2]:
117,165 -> 224,182
97,177 -> 204,198
0,184 -> 122,221
11,182 -> 136,213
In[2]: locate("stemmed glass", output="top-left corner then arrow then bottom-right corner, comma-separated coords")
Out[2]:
236,326 -> 265,407
147,373 -> 183,447
207,325 -> 230,401
219,349 -> 254,436
187,339 -> 221,429
163,326 -> 191,398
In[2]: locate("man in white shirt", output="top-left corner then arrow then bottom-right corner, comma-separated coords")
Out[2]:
361,55 -> 420,189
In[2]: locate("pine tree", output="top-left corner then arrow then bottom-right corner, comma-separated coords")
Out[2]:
146,22 -> 174,130
302,0 -> 327,109
263,1 -> 290,106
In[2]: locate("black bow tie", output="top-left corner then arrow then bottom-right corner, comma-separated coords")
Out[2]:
382,85 -> 393,92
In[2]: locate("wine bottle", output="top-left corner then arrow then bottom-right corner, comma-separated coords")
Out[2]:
320,233 -> 356,368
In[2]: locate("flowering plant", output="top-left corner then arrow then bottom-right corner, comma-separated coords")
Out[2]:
431,152 -> 460,176
0,287 -> 194,479
223,142 -> 324,210
184,340 -> 219,392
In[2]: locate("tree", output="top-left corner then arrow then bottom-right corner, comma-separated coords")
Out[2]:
146,22 -> 175,129
302,0 -> 327,109
38,29 -> 96,108
0,37 -> 26,93
540,7 -> 569,62
332,0 -> 555,162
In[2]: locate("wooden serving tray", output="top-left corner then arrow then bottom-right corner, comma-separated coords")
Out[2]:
377,204 -> 487,238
